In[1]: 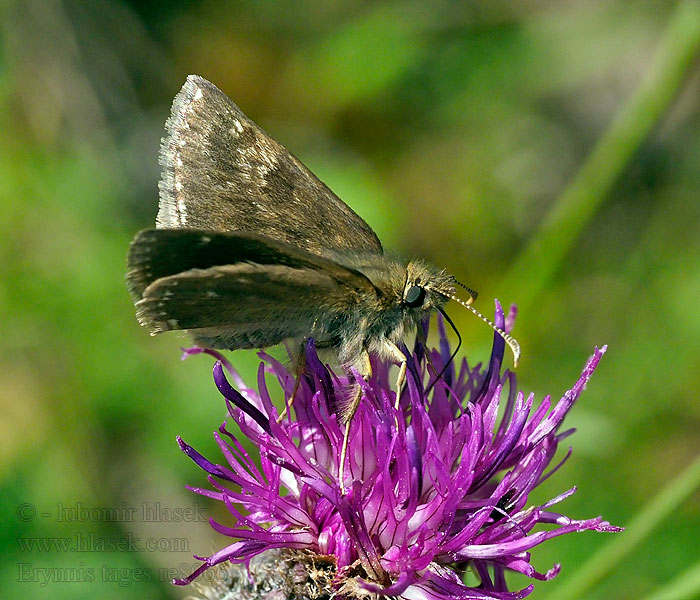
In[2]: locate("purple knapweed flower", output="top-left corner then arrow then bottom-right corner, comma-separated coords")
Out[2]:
174,301 -> 621,599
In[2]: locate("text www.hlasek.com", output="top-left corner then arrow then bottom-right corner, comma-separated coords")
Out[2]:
17,532 -> 189,553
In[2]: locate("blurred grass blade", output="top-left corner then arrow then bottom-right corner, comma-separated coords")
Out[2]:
543,452 -> 700,600
498,0 -> 700,313
641,559 -> 700,600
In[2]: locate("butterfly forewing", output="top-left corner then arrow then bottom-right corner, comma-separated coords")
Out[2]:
158,75 -> 383,258
126,229 -> 375,302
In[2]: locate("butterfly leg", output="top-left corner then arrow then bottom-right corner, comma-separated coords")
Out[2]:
381,340 -> 408,410
339,348 -> 371,494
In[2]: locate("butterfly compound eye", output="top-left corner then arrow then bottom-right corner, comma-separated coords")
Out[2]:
405,285 -> 426,308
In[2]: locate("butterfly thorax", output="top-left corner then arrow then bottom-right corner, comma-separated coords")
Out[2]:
327,253 -> 455,366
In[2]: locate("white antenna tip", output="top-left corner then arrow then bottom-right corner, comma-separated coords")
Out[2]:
448,294 -> 521,367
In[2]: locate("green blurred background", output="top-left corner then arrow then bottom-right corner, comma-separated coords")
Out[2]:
1,1 -> 699,598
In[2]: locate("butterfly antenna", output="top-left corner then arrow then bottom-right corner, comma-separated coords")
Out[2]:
455,280 -> 478,303
448,293 -> 520,367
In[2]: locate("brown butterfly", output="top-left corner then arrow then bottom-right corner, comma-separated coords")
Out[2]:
126,76 -> 519,488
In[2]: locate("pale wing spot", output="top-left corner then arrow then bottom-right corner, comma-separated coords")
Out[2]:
251,201 -> 269,214
230,119 -> 244,135
177,197 -> 188,223
192,87 -> 204,101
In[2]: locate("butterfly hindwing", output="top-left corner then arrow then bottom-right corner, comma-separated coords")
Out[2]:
135,263 -> 366,351
127,229 -> 378,351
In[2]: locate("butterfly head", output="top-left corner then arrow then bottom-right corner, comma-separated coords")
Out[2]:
404,260 -> 520,367
402,260 -> 455,315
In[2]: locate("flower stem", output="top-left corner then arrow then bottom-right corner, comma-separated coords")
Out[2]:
641,559 -> 700,600
543,451 -> 700,600
498,0 -> 700,315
